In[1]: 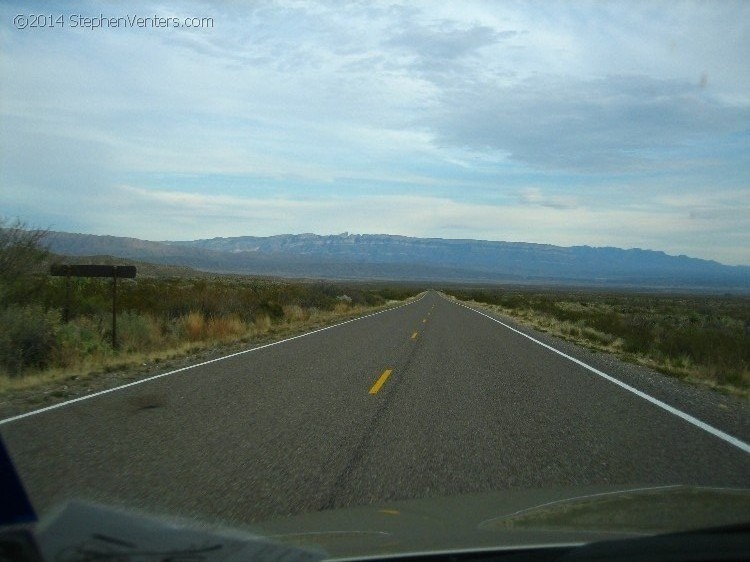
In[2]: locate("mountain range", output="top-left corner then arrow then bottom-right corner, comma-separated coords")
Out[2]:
42,231 -> 750,290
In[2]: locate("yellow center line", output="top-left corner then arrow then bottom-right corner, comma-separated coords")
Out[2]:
411,331 -> 418,340
369,369 -> 393,395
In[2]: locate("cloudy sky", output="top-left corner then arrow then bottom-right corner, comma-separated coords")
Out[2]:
1,1 -> 749,264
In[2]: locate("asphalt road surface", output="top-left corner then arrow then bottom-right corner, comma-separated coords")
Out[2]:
2,291 -> 749,525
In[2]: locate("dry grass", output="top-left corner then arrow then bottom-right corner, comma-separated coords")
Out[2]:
253,314 -> 272,333
282,304 -> 309,322
447,293 -> 749,398
182,311 -> 206,341
333,302 -> 350,314
0,299 -> 413,403
0,233 -> 426,414
207,314 -> 246,340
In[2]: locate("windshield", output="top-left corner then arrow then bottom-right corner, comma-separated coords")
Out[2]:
1,1 -> 749,559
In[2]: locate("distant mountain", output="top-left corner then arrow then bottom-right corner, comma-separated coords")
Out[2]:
42,231 -> 750,290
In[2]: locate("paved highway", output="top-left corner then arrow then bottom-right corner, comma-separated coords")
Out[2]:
2,291 -> 749,525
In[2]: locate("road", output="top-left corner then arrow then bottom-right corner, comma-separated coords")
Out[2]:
2,291 -> 749,525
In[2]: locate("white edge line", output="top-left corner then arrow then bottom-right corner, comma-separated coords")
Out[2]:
444,296 -> 750,455
0,295 -> 425,426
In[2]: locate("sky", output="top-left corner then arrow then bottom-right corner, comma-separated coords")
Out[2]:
1,1 -> 749,265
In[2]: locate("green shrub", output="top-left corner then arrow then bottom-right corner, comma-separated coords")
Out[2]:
0,305 -> 61,376
0,274 -> 416,379
116,312 -> 162,352
52,319 -> 108,367
258,300 -> 284,319
447,288 -> 750,391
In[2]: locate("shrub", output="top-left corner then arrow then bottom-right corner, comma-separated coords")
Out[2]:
117,312 -> 162,352
447,288 -> 750,391
0,305 -> 60,376
0,218 -> 50,305
52,319 -> 108,367
0,274 -> 415,379
258,300 -> 284,319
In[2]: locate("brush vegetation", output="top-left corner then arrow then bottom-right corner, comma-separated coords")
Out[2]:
0,276 -> 416,382
0,219 -> 419,396
445,287 -> 750,396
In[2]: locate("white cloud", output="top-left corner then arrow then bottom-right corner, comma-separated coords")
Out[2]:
518,188 -> 578,210
430,74 -> 750,172
1,0 -> 749,266
61,185 -> 741,265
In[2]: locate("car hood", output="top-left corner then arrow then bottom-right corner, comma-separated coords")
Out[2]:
251,484 -> 750,560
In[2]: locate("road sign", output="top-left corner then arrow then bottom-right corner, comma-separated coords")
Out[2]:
50,264 -> 137,349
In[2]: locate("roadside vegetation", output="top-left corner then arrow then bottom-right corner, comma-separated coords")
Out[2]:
444,287 -> 750,396
0,219 -> 420,400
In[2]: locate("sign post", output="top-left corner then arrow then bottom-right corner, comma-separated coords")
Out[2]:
50,264 -> 137,349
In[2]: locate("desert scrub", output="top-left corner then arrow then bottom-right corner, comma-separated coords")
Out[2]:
253,314 -> 272,333
116,312 -> 164,352
282,304 -> 309,322
0,304 -> 60,376
206,314 -> 247,340
51,316 -> 110,367
447,288 -> 750,395
1,272 -> 419,385
181,311 -> 207,342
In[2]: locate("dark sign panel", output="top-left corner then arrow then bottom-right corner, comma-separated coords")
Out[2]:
50,264 -> 137,278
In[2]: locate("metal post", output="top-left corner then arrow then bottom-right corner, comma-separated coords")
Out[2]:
50,264 -> 136,349
63,272 -> 71,323
112,273 -> 118,350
